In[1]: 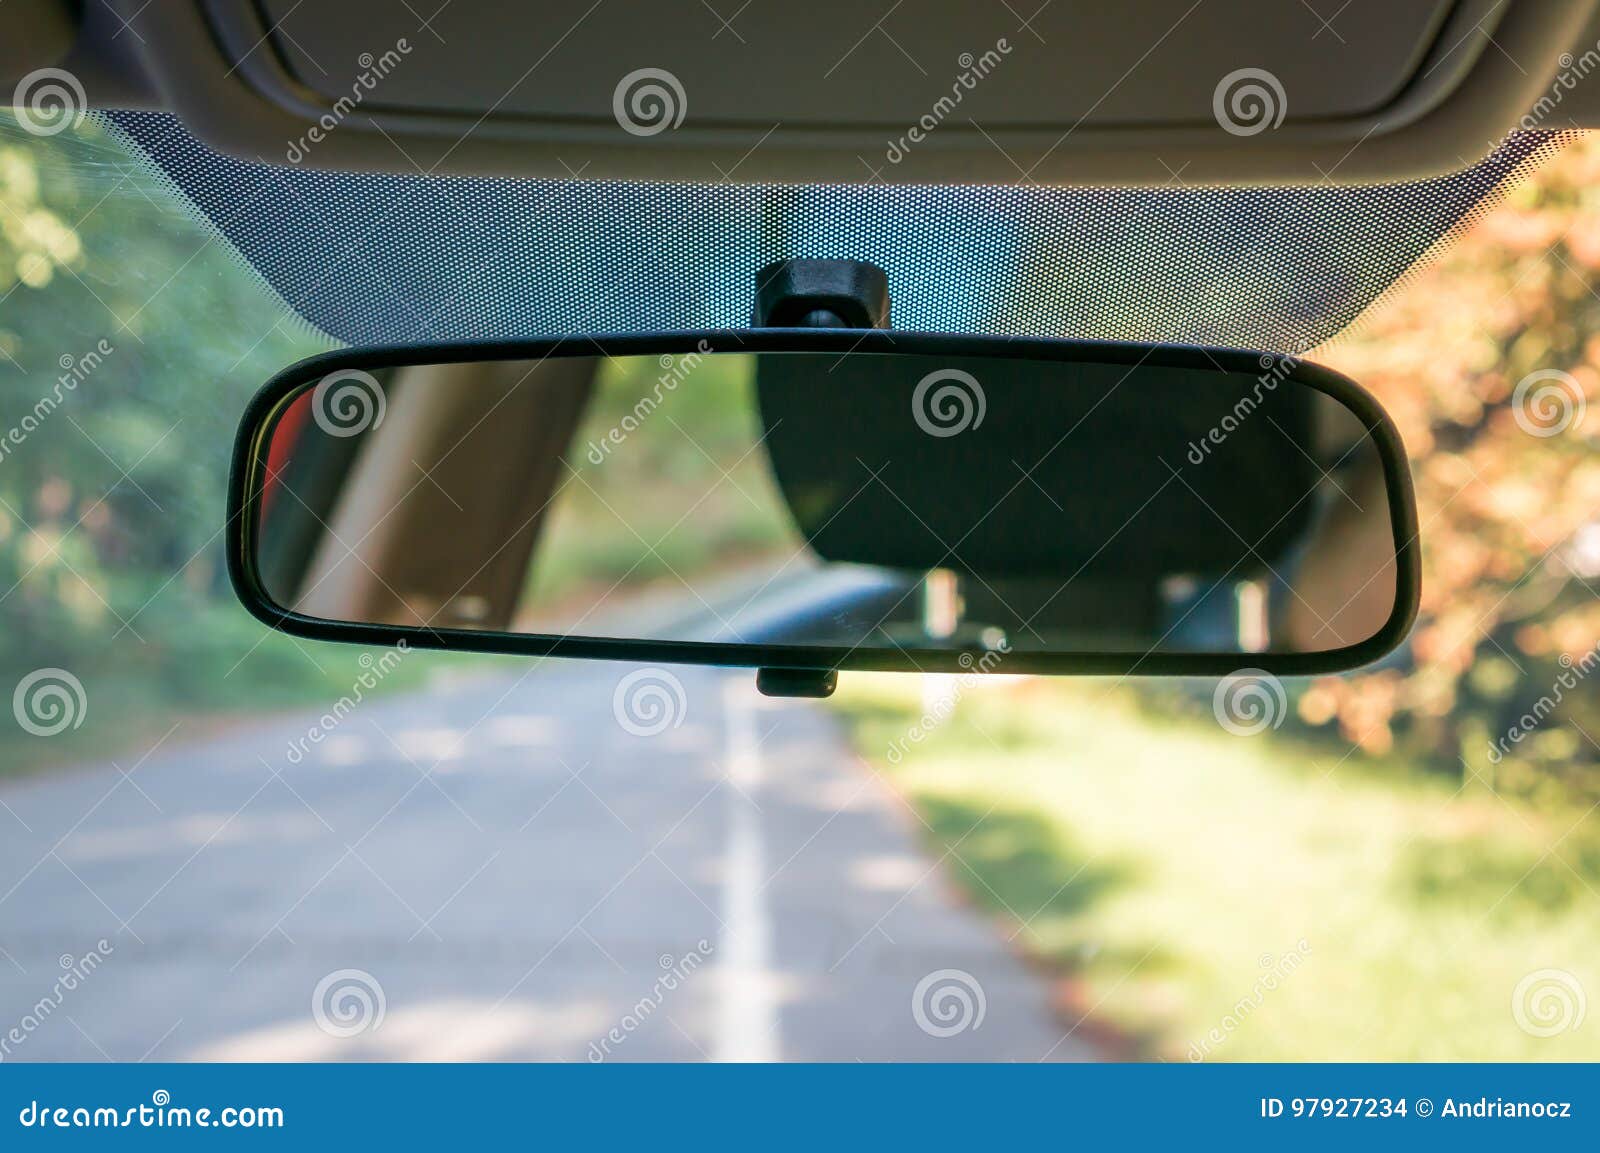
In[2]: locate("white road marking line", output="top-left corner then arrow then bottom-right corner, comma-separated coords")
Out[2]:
713,674 -> 779,1062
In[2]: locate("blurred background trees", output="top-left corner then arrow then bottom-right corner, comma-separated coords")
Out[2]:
1315,138 -> 1600,804
1,117 -> 347,770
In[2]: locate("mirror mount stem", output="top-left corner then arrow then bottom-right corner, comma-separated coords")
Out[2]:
751,260 -> 891,696
752,259 -> 890,329
756,667 -> 839,700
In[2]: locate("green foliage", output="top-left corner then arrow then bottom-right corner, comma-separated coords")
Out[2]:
0,115 -> 338,770
528,350 -> 796,605
835,675 -> 1600,1060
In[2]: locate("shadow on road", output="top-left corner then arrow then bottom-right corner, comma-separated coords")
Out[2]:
0,662 -> 1101,1061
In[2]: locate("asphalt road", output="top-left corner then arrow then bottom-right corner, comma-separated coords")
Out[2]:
0,662 -> 1094,1061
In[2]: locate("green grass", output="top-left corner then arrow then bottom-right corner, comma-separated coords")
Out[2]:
833,675 -> 1600,1061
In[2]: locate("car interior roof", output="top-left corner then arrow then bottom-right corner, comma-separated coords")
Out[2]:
4,0 -> 1600,184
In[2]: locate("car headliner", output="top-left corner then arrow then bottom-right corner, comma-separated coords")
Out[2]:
101,111 -> 1574,354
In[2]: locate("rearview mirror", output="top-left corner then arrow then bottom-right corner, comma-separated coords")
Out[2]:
227,331 -> 1418,688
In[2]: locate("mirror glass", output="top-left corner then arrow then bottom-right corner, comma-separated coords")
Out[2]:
250,348 -> 1403,659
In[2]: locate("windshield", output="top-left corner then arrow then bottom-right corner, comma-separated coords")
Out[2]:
104,111 -> 1572,351
0,111 -> 1595,1062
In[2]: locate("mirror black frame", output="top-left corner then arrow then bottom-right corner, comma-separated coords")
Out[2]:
227,329 -> 1421,676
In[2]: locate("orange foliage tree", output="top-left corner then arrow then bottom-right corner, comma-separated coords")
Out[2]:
1312,134 -> 1600,799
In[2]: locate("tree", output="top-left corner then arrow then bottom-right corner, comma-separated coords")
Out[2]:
1312,136 -> 1600,801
